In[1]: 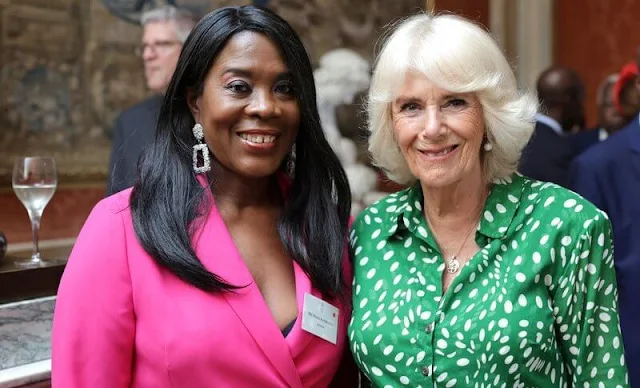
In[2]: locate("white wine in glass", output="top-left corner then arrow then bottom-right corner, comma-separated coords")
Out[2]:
12,157 -> 58,267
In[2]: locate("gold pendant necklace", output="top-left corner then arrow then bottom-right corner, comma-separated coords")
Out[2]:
446,256 -> 461,274
443,220 -> 478,275
424,191 -> 487,276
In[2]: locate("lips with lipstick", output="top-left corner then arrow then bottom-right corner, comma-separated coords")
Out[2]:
420,145 -> 459,158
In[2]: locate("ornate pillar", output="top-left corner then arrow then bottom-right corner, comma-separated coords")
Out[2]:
489,0 -> 553,90
426,0 -> 436,12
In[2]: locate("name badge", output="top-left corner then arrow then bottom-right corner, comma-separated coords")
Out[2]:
301,293 -> 339,344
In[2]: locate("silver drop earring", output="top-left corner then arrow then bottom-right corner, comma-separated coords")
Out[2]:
192,123 -> 211,173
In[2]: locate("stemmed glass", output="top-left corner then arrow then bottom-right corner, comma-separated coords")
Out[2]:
12,157 -> 58,267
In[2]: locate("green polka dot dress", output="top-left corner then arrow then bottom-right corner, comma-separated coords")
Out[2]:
348,174 -> 629,387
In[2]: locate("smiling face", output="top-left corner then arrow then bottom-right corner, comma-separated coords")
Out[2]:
391,71 -> 486,189
188,31 -> 300,179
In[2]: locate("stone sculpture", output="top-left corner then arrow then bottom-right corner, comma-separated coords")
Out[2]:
314,49 -> 386,215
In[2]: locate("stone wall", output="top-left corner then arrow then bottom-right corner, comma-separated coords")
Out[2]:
0,0 -> 424,243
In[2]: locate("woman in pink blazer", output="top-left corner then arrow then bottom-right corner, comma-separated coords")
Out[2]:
52,6 -> 355,387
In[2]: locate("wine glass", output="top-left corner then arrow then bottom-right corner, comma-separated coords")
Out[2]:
12,157 -> 58,267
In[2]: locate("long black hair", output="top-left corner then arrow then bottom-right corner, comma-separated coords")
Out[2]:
130,6 -> 351,298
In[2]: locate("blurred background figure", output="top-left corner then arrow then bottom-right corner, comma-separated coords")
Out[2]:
106,6 -> 198,196
613,61 -> 640,123
571,73 -> 627,154
519,66 -> 584,187
570,49 -> 640,388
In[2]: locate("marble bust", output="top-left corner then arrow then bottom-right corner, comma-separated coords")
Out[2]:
314,49 -> 385,215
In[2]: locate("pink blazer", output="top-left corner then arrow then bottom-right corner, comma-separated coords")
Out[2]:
52,184 -> 352,387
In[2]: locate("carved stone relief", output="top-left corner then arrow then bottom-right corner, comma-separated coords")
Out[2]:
268,0 -> 424,63
0,0 -> 142,186
0,0 -> 422,187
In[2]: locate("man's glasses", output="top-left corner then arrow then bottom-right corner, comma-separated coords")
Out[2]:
135,40 -> 181,57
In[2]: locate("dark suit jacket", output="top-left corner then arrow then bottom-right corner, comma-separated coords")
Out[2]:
570,127 -> 602,155
519,121 -> 576,187
569,118 -> 640,386
106,95 -> 163,196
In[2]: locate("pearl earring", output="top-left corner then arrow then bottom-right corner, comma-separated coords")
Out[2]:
483,141 -> 493,152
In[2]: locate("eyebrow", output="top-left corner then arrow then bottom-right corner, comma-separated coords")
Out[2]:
394,93 -> 467,104
393,96 -> 421,106
221,67 -> 293,81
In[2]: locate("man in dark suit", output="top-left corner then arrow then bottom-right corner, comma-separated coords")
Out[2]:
570,69 -> 640,387
519,67 -> 585,187
107,6 -> 197,195
571,73 -> 627,154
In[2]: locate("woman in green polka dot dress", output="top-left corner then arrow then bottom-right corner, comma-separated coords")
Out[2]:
348,13 -> 630,388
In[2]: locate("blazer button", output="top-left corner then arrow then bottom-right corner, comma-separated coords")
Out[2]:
425,323 -> 433,333
421,366 -> 430,376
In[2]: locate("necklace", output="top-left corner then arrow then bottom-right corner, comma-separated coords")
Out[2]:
424,190 -> 487,275
445,221 -> 478,274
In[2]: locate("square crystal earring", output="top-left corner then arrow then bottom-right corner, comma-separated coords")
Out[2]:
192,123 -> 211,173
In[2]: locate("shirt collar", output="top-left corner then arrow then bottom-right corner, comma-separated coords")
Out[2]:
535,113 -> 564,135
375,188 -> 419,240
478,174 -> 527,239
598,128 -> 609,141
378,174 -> 527,241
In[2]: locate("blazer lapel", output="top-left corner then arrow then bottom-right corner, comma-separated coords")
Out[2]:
283,261 -> 316,355
191,177 -> 303,388
287,249 -> 352,357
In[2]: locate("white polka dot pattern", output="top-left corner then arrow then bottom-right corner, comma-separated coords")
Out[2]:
348,174 -> 629,387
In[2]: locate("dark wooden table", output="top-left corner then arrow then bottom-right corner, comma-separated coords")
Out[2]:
0,245 -> 71,304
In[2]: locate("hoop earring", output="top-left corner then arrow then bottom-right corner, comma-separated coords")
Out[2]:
192,123 -> 211,173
